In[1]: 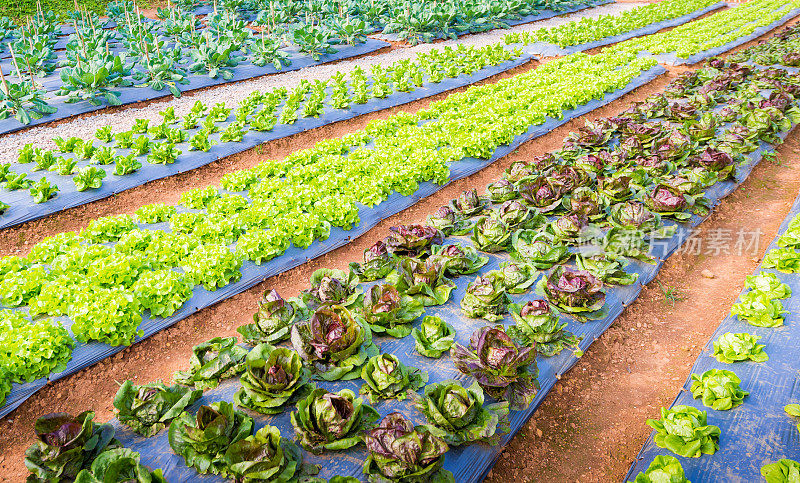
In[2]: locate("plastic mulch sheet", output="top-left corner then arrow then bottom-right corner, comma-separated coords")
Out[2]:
0,49 -> 534,230
372,0 -> 614,43
0,64 -> 668,418
624,198 -> 800,481
515,1 -> 727,58
0,38 -> 391,137
109,100 -> 797,483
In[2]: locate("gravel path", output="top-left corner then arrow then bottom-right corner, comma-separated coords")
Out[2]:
0,2 -> 644,159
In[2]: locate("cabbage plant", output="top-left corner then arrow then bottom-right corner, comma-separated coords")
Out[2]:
173,336 -> 248,390
290,388 -> 379,454
451,326 -> 538,410
291,305 -> 378,381
113,380 -> 202,437
362,412 -> 455,483
360,284 -> 425,338
410,380 -> 509,446
360,353 -> 428,403
168,401 -> 254,475
237,289 -> 300,344
25,411 -> 120,482
412,316 -> 456,358
234,343 -> 315,415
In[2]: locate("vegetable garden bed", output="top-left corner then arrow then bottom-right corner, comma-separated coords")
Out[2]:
0,44 -> 531,230
625,193 -> 800,483
9,54 -> 800,482
0,51 -> 664,417
604,0 -> 800,65
504,0 -> 726,57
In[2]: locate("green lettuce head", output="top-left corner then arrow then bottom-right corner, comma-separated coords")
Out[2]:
460,272 -> 512,323
168,401 -> 254,475
412,316 -> 456,359
290,388 -> 379,454
301,268 -> 363,310
234,343 -> 315,415
173,336 -> 248,390
410,380 -> 509,446
223,425 -> 320,482
238,289 -> 299,345
359,353 -> 428,404
73,448 -> 166,483
113,380 -> 202,437
360,284 -> 425,338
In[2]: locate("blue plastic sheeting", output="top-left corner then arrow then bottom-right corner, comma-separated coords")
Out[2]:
0,38 -> 390,137
0,63 -> 668,418
0,50 -> 534,231
372,0 -> 614,43
515,1 -> 727,58
625,193 -> 800,483
645,6 -> 800,66
109,89 -> 797,483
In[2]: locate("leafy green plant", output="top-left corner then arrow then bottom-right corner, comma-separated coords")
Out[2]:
293,25 -> 336,61
744,272 -> 791,298
29,178 -> 58,203
24,411 -> 120,482
290,387 -> 379,454
73,447 -> 166,483
173,336 -> 248,390
763,248 -> 800,273
68,287 -> 142,346
168,401 -> 254,476
238,289 -> 300,345
291,305 -> 378,381
223,425 -> 320,482
180,243 -> 243,291
731,290 -> 786,327
234,343 -> 314,415
411,379 -> 509,447
132,270 -> 193,318
113,380 -> 202,437
0,315 -> 74,383
761,458 -> 800,483
411,315 -> 455,358
508,300 -> 578,356
350,241 -> 396,282
451,326 -> 538,410
429,243 -> 489,276
363,412 -> 455,482
461,272 -> 511,322
135,203 -> 176,224
712,332 -> 768,364
629,455 -> 689,483
690,369 -> 749,410
114,153 -> 142,175
58,54 -> 133,106
784,404 -> 800,433
360,284 -> 424,338
471,216 -> 512,252
359,353 -> 427,403
73,166 -> 107,192
537,266 -> 607,320
386,257 -> 455,307
0,79 -> 57,124
647,405 -> 721,457
301,267 -> 363,310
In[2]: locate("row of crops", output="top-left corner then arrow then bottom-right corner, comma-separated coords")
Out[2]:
626,27 -> 800,483
7,1 -> 800,481
0,0 -> 602,130
0,43 -> 531,228
3,0 -> 799,231
13,46 -> 800,480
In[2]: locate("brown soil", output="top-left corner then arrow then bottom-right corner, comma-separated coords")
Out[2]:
1,10 -> 799,483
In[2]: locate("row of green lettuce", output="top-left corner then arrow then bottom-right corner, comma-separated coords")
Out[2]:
0,43 -> 520,211
0,51 -> 658,400
629,216 -> 800,483
603,0 -> 800,60
504,0 -> 720,48
17,52 -> 800,481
